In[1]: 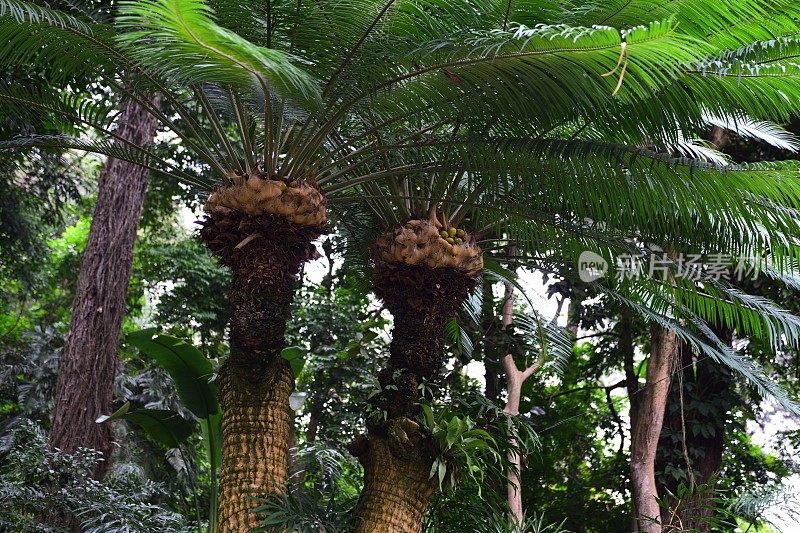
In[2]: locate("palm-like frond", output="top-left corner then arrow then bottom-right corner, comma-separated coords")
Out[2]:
555,0 -> 800,50
704,112 -> 800,152
4,0 -> 800,392
116,0 -> 321,110
601,284 -> 800,415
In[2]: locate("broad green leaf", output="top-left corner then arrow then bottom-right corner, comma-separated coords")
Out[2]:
95,401 -> 131,424
128,328 -> 220,419
99,405 -> 193,448
421,404 -> 435,430
281,346 -> 306,377
201,413 -> 223,472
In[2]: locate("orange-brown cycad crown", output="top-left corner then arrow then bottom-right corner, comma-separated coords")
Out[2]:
204,171 -> 327,229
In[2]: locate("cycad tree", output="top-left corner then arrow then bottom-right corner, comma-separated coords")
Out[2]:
5,0 -> 800,530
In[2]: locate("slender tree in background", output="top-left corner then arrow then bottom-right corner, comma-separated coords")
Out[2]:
629,326 -> 679,532
499,282 -> 548,528
49,96 -> 160,475
655,333 -> 736,532
7,0 -> 800,530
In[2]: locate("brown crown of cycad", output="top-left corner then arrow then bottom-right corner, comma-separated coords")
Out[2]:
371,217 -> 483,278
204,171 -> 327,229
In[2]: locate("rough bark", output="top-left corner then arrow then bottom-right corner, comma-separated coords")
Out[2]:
217,359 -> 294,532
350,430 -> 437,533
630,325 -> 679,533
373,265 -> 475,380
656,332 -> 734,532
49,96 -> 160,475
201,210 -> 322,532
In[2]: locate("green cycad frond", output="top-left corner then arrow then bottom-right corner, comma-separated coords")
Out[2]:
0,134 -> 213,188
703,112 -> 800,152
361,19 -> 705,136
116,0 -> 321,110
627,274 -> 800,352
349,137 -> 800,258
0,85 -> 120,134
0,0 -> 89,29
0,0 -> 119,83
601,284 -> 800,415
557,0 -> 800,49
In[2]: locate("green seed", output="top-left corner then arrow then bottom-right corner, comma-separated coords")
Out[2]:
454,237 -> 463,244
446,237 -> 455,244
440,230 -> 449,238
279,183 -> 288,191
406,223 -> 414,229
456,229 -> 465,238
447,227 -> 457,237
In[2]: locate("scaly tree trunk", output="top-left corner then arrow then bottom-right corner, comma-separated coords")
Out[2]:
350,430 -> 438,533
201,179 -> 326,532
630,325 -> 678,532
49,95 -> 160,474
351,216 -> 482,533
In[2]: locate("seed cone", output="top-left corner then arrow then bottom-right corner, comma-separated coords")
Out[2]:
370,219 -> 483,277
204,173 -> 327,229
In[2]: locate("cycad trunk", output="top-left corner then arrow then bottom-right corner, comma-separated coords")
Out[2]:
630,325 -> 678,533
217,359 -> 294,531
201,209 -> 322,532
351,218 -> 482,532
351,266 -> 471,532
350,433 -> 437,533
49,95 -> 160,473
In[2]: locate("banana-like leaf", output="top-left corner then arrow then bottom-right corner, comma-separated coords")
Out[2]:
281,346 -> 307,377
97,402 -> 194,448
128,328 -> 220,419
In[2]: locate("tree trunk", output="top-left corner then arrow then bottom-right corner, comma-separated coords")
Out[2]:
504,368 -> 524,527
49,95 -> 160,474
350,432 -> 437,533
201,211 -> 323,532
501,283 -> 524,527
480,276 -> 501,403
619,306 -> 641,532
656,331 -> 734,532
217,359 -> 294,531
352,246 -> 478,531
499,282 -> 544,529
566,294 -> 582,337
630,325 -> 678,533
620,306 -> 640,424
